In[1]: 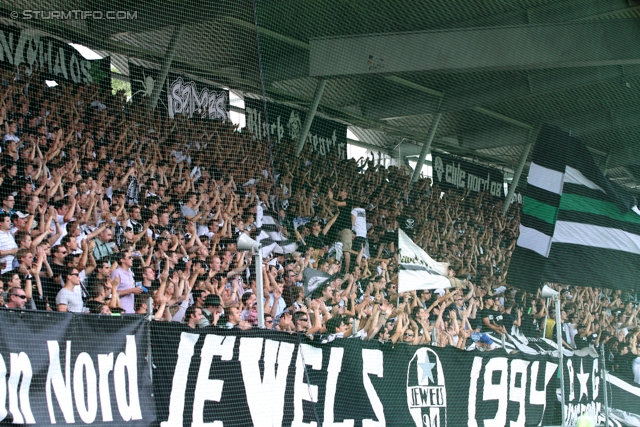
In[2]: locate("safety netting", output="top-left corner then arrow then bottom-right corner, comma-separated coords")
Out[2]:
0,1 -> 638,426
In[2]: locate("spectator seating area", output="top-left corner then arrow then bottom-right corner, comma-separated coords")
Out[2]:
0,71 -> 637,384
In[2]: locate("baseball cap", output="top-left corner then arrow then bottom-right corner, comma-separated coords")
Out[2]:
11,211 -> 29,220
479,334 -> 494,345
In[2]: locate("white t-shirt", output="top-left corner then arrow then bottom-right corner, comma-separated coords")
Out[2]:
56,287 -> 84,313
54,215 -> 69,246
0,230 -> 17,274
351,207 -> 367,238
268,293 -> 287,318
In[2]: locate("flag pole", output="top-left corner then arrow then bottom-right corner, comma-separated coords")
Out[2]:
554,297 -> 566,427
601,344 -> 610,427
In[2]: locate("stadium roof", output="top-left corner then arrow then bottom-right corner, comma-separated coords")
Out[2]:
4,0 -> 640,190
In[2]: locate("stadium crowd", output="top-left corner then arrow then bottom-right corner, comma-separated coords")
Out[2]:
0,73 -> 637,383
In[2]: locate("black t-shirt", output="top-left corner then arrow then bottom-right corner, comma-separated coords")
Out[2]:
502,312 -> 516,334
574,332 -> 591,350
50,262 -> 66,284
520,311 -> 539,337
479,308 -> 502,329
335,198 -> 353,231
132,257 -> 145,282
305,233 -> 327,250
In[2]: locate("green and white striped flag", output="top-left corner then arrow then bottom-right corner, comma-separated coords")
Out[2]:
507,124 -> 640,293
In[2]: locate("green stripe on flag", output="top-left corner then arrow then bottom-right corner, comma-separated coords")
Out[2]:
560,193 -> 640,225
523,196 -> 558,225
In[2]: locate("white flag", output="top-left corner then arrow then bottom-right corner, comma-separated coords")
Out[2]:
398,229 -> 450,293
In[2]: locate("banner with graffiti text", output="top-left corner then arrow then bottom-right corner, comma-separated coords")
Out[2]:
244,97 -> 347,158
431,152 -> 505,198
0,24 -> 110,91
151,323 -> 607,427
0,310 -> 154,426
129,62 -> 229,121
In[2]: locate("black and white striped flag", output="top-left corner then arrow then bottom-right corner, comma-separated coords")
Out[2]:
256,204 -> 296,258
508,124 -> 640,293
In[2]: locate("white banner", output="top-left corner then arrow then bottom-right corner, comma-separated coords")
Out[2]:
398,229 -> 450,293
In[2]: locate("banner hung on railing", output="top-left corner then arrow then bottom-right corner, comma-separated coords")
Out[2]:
129,63 -> 229,121
0,311 -> 154,426
244,98 -> 347,158
431,152 -> 505,198
151,324 -> 606,427
0,24 -> 111,89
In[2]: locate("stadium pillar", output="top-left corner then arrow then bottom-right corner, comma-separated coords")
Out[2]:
501,141 -> 532,216
148,25 -> 184,111
410,113 -> 442,185
296,79 -> 327,157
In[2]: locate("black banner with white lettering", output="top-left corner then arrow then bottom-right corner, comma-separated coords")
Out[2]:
0,24 -> 110,87
151,324 -> 606,427
0,310 -> 154,426
244,98 -> 347,158
129,63 -> 229,121
431,153 -> 505,198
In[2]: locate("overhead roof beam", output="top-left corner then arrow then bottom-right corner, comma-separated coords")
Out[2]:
310,20 -> 640,77
440,0 -> 631,28
365,64 -> 640,120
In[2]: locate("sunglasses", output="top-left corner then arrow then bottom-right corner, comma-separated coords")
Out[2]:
299,318 -> 309,322
12,294 -> 26,299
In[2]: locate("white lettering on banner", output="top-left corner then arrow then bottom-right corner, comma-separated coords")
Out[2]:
74,353 -> 97,424
468,357 -> 481,427
0,354 -> 6,421
530,361 -> 558,424
8,352 -> 34,424
468,357 -> 558,427
192,334 -> 235,427
167,77 -> 228,121
292,344 -> 322,427
591,360 -> 599,400
244,105 -> 346,158
323,347 -> 354,427
563,359 -> 603,426
567,359 -> 575,402
98,353 -> 114,422
362,349 -> 385,427
163,332 -> 198,427
46,340 -> 75,423
509,360 -> 529,427
0,29 -> 95,83
45,336 -> 141,425
239,337 -> 294,427
565,402 -> 602,426
483,358 -> 508,427
114,335 -> 142,421
434,156 -> 503,197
